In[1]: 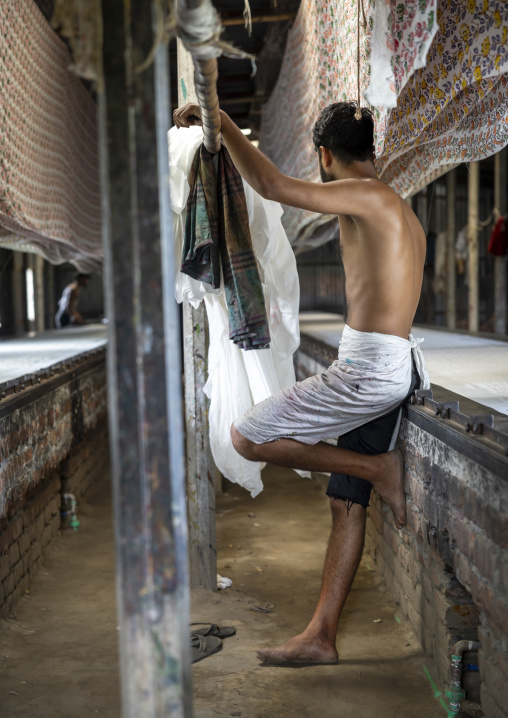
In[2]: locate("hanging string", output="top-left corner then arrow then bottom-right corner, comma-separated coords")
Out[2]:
355,0 -> 362,120
478,206 -> 508,228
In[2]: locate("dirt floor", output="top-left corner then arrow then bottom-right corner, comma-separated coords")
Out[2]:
0,467 -> 444,717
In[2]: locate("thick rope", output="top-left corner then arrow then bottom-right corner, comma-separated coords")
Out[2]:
244,0 -> 252,36
136,0 -> 255,73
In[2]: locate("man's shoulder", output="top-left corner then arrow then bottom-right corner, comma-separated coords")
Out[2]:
335,177 -> 399,205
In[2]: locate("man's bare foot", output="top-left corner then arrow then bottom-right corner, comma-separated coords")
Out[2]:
256,632 -> 338,666
374,449 -> 406,529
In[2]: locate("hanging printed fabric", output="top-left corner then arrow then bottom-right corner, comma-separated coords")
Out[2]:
0,0 -> 102,271
260,0 -> 508,252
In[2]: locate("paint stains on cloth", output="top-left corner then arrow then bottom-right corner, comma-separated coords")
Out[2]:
234,325 -> 430,446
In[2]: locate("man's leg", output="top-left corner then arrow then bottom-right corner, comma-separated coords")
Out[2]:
257,498 -> 366,664
231,425 -> 405,528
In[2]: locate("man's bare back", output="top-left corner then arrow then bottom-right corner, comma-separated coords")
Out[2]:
338,181 -> 426,339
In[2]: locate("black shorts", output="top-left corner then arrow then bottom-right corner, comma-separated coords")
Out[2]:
326,365 -> 420,509
55,311 -> 71,328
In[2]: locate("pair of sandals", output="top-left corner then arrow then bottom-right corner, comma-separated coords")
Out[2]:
191,622 -> 236,663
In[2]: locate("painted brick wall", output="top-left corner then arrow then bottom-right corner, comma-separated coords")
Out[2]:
295,340 -> 508,718
0,355 -> 109,617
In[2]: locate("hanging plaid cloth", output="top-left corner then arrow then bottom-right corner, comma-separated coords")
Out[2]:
181,144 -> 270,351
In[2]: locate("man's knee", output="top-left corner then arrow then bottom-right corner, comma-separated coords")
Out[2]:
231,423 -> 259,461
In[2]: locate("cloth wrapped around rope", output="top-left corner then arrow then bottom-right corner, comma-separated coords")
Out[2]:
181,144 -> 270,350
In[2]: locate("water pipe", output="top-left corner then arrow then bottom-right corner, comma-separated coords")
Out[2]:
61,493 -> 80,531
446,640 -> 481,718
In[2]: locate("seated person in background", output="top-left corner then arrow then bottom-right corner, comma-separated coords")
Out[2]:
55,273 -> 90,328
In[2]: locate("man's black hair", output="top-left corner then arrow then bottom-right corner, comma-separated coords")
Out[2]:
312,102 -> 374,165
76,273 -> 90,280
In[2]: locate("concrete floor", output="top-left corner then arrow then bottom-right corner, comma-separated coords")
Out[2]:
0,467 -> 443,717
300,312 -> 508,416
0,324 -> 107,383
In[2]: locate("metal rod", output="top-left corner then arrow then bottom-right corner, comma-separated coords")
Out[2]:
494,148 -> 507,335
467,162 -> 480,333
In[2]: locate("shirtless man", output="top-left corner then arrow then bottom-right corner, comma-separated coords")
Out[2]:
174,101 -> 427,666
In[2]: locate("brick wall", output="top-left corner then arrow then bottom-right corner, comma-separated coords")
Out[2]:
295,337 -> 508,718
376,413 -> 508,718
0,352 -> 109,617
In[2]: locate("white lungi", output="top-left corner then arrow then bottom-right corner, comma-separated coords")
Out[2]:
234,324 -> 430,446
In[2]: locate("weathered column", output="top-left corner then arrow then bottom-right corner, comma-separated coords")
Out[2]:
12,251 -> 25,335
494,148 -> 507,336
467,161 -> 480,333
100,2 -> 191,716
45,262 -> 55,329
34,254 -> 45,332
177,39 -> 218,590
446,169 -> 456,330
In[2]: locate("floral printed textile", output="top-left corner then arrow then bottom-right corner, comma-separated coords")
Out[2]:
0,0 -> 102,271
260,0 -> 508,252
365,0 -> 438,108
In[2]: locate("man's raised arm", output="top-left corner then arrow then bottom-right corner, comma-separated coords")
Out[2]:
173,103 -> 385,218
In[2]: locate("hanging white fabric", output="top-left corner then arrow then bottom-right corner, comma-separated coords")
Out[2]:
169,126 -> 302,497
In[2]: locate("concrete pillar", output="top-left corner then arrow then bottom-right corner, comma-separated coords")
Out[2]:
467,162 -> 480,333
446,169 -> 456,330
494,149 -> 507,335
177,40 -> 218,590
34,254 -> 45,332
100,2 -> 191,715
12,251 -> 25,335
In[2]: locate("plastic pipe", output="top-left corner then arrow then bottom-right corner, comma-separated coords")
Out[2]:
446,640 -> 481,718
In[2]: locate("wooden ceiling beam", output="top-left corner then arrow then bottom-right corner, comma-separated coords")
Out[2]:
222,12 -> 296,26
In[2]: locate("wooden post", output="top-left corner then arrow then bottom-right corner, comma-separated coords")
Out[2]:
494,148 -> 507,335
12,251 -> 25,335
446,169 -> 456,330
468,161 -> 480,333
34,254 -> 45,332
177,39 -> 218,590
100,2 -> 191,715
45,262 -> 55,329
